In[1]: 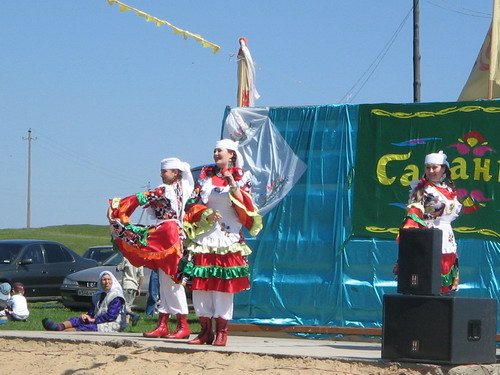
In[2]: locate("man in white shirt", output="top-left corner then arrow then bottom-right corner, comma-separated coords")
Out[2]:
117,258 -> 144,326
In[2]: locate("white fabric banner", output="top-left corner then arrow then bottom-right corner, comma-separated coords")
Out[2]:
237,40 -> 260,107
223,107 -> 307,215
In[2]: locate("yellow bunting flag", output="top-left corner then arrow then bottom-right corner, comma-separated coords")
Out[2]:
105,0 -> 221,54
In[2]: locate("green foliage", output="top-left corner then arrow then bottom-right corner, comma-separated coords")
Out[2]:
0,302 -> 84,331
0,302 -> 201,333
0,225 -> 111,255
0,226 -> 202,334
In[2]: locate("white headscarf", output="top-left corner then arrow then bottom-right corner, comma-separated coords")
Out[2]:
95,270 -> 124,297
160,157 -> 194,205
425,150 -> 450,168
215,139 -> 244,168
93,270 -> 124,313
93,270 -> 125,332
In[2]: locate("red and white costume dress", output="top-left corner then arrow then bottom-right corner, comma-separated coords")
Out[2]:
402,178 -> 462,292
182,166 -> 262,320
109,181 -> 190,315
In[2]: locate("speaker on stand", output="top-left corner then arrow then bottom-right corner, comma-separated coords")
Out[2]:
397,228 -> 442,295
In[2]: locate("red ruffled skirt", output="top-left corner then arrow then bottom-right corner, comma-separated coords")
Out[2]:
113,220 -> 182,277
189,252 -> 250,293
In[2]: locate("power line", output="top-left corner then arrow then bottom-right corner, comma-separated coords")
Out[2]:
337,7 -> 413,103
31,128 -> 147,186
424,0 -> 491,18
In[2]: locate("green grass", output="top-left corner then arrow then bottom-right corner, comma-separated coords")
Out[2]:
0,225 -> 112,255
0,302 -> 201,334
0,226 -> 202,334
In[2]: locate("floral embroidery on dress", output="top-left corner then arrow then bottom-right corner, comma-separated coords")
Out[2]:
220,222 -> 232,236
238,231 -> 246,244
110,221 -> 145,246
144,182 -> 182,221
447,232 -> 454,243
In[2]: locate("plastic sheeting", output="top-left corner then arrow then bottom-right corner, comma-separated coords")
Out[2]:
221,104 -> 500,333
222,107 -> 307,215
223,104 -> 358,325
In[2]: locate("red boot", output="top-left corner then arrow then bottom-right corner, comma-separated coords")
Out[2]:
143,313 -> 170,338
163,314 -> 191,339
187,317 -> 214,345
213,317 -> 229,346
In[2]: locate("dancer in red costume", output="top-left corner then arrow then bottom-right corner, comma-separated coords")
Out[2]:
182,139 -> 262,346
400,151 -> 462,293
108,158 -> 193,339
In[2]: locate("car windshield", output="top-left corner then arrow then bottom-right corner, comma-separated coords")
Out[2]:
0,244 -> 22,264
84,247 -> 114,263
102,252 -> 124,266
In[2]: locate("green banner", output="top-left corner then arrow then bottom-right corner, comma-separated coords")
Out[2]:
353,101 -> 500,241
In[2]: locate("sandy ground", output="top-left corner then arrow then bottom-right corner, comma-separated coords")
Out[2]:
1,338 -> 436,375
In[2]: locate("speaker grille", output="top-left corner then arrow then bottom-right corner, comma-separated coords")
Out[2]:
397,228 -> 442,295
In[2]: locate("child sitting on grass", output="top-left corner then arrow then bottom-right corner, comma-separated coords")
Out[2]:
5,282 -> 29,322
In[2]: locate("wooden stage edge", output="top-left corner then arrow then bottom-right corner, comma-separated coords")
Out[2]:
229,324 -> 500,342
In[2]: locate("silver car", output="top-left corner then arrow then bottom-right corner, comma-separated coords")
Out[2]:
60,252 -> 152,311
82,245 -> 117,265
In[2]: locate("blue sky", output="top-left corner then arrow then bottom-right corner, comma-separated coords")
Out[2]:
0,1 -> 493,229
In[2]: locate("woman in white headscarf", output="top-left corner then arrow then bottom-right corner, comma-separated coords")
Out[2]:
182,139 -> 262,346
400,151 -> 462,293
107,157 -> 194,339
42,271 -> 126,332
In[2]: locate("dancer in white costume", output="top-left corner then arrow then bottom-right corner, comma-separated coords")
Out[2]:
401,151 -> 462,293
182,139 -> 262,346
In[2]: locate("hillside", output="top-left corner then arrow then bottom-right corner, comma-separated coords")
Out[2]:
0,225 -> 111,255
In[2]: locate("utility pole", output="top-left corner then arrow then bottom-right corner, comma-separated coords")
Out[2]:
413,0 -> 421,102
23,129 -> 36,228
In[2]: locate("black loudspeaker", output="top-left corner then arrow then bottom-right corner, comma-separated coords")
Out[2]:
397,228 -> 442,295
382,294 -> 497,364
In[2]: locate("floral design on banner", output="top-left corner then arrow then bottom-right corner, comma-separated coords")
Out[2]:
456,188 -> 492,214
106,0 -> 220,54
449,131 -> 496,156
262,177 -> 288,207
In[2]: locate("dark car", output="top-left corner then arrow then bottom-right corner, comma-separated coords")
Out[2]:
60,252 -> 151,311
0,240 -> 98,301
82,245 -> 116,265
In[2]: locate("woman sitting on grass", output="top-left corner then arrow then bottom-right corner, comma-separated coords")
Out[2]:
42,271 -> 126,332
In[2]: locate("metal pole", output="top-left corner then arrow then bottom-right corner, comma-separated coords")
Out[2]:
488,0 -> 498,99
413,0 -> 421,102
26,129 -> 32,228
